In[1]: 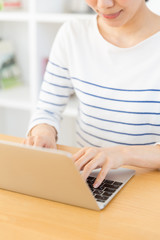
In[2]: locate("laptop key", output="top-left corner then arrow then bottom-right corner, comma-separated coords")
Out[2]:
97,199 -> 106,203
109,184 -> 120,190
87,180 -> 93,185
102,183 -> 115,188
104,180 -> 114,185
96,185 -> 105,191
93,189 -> 104,195
104,187 -> 116,193
102,191 -> 112,197
95,195 -> 109,201
87,176 -> 95,183
113,181 -> 123,187
88,182 -> 93,187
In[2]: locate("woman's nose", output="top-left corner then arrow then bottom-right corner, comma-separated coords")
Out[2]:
97,0 -> 114,9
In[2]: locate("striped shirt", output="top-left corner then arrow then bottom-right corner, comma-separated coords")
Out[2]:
28,15 -> 160,147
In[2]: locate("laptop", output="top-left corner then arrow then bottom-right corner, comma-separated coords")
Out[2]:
0,140 -> 135,211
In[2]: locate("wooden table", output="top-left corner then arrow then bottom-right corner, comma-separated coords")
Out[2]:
0,134 -> 160,240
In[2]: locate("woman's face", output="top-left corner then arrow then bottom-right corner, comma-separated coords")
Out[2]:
85,0 -> 146,27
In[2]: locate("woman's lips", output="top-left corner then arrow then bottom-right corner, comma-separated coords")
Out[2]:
101,10 -> 122,19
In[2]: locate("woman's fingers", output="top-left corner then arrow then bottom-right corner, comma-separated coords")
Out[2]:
33,136 -> 46,147
93,162 -> 111,188
74,148 -> 99,171
81,159 -> 99,182
73,147 -> 108,185
24,136 -> 34,146
23,136 -> 56,149
72,147 -> 87,162
81,152 -> 106,183
79,150 -> 112,188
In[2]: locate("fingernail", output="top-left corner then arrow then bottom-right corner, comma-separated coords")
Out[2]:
93,182 -> 99,188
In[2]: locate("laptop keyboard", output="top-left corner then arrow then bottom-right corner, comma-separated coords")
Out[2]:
87,176 -> 123,203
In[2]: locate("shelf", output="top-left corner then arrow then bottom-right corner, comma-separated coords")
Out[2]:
0,11 -> 29,21
0,85 -> 78,115
0,85 -> 32,110
0,11 -> 94,23
36,13 -> 94,23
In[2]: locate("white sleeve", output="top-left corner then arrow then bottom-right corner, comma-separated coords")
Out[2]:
27,22 -> 74,136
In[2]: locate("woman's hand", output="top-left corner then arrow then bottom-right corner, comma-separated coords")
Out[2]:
73,144 -> 160,188
23,123 -> 57,149
72,146 -> 128,188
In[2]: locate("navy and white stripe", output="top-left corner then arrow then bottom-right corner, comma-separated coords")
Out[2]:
28,17 -> 160,147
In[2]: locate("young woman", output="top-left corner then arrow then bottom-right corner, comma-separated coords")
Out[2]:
25,0 -> 160,188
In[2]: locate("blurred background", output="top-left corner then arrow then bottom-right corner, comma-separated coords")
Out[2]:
0,0 -> 160,146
